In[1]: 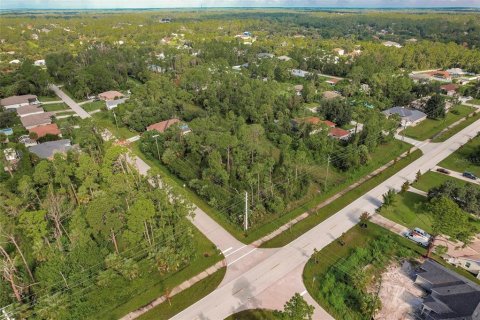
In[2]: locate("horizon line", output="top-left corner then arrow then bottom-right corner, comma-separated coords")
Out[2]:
1,6 -> 480,10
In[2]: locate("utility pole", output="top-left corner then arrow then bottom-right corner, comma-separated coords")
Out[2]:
325,154 -> 330,190
153,134 -> 160,160
112,110 -> 119,130
244,191 -> 248,232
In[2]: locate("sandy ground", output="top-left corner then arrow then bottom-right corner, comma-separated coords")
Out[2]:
375,261 -> 424,320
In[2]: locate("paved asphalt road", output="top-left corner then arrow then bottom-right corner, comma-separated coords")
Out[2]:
49,84 -> 91,119
169,117 -> 480,319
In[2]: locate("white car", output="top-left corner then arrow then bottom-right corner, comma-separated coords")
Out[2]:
404,227 -> 431,247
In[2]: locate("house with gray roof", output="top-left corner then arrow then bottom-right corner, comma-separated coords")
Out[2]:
28,139 -> 74,159
1,94 -> 40,110
291,69 -> 310,78
106,98 -> 128,110
383,106 -> 427,127
416,260 -> 480,320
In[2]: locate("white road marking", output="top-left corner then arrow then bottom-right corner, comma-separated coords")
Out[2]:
228,248 -> 257,266
300,290 -> 307,296
221,247 -> 233,254
224,245 -> 247,258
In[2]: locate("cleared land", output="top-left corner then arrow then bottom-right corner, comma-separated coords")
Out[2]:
303,222 -> 479,320
379,191 -> 433,233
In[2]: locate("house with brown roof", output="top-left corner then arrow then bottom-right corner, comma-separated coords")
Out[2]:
0,94 -> 40,109
29,123 -> 61,139
329,127 -> 350,140
98,91 -> 124,101
293,117 -> 346,137
440,83 -> 459,96
16,105 -> 45,117
20,112 -> 53,130
322,91 -> 342,100
325,78 -> 340,86
427,70 -> 452,82
146,118 -> 191,135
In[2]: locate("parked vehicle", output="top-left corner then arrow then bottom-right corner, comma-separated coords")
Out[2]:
437,168 -> 450,174
404,227 -> 431,247
463,171 -> 477,180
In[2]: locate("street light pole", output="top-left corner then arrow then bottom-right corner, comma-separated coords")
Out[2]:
244,191 -> 248,232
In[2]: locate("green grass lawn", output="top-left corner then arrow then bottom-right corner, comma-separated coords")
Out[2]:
224,310 -> 278,320
303,222 -> 479,320
413,170 -> 475,192
91,112 -> 138,139
439,135 -> 480,177
467,99 -> 480,105
38,95 -> 61,102
43,102 -> 69,112
432,111 -> 480,142
101,227 -> 223,319
380,191 -> 433,233
82,100 -> 105,112
403,105 -> 474,141
137,267 -> 226,320
260,149 -> 423,248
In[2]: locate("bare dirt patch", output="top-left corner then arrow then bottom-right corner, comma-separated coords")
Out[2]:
375,261 -> 424,320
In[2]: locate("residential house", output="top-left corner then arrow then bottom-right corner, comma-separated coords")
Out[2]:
20,112 -> 53,130
325,78 -> 340,86
293,117 -> 349,139
427,70 -> 452,82
440,84 -> 459,97
34,59 -> 45,66
257,53 -> 274,59
3,148 -> 18,162
106,98 -> 128,110
18,135 -> 37,147
333,48 -> 345,56
446,68 -> 469,78
277,55 -> 291,62
147,118 -> 191,135
29,139 -> 74,159
0,94 -> 40,109
329,127 -> 350,140
382,41 -> 402,48
3,148 -> 20,172
29,123 -> 61,139
294,85 -> 303,96
383,106 -> 427,127
291,69 -> 310,78
16,105 -> 44,117
434,236 -> 480,278
415,260 -> 480,320
98,91 -> 124,101
322,91 -> 342,100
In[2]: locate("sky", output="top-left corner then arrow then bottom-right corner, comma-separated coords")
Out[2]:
1,0 -> 479,9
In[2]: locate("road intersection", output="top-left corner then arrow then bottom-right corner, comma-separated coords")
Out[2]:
122,115 -> 480,319
168,118 -> 480,319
